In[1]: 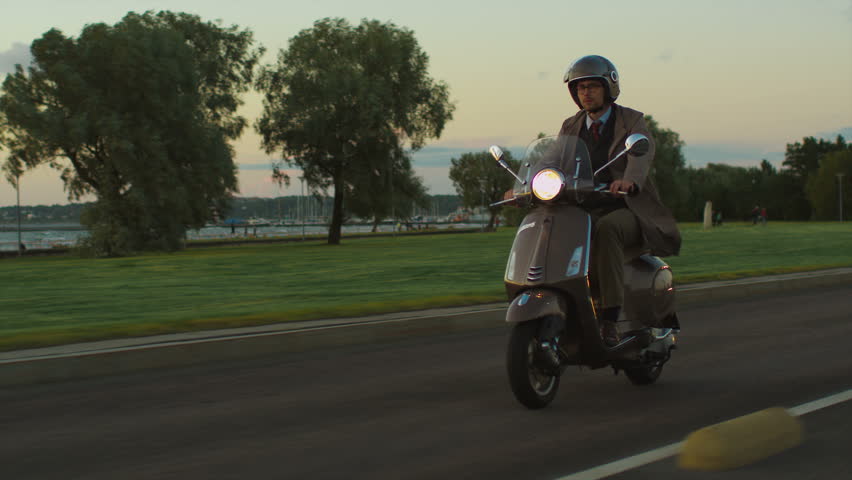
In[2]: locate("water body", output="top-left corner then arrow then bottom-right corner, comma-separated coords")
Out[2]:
0,222 -> 486,251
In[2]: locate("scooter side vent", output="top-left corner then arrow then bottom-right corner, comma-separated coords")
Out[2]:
527,266 -> 544,282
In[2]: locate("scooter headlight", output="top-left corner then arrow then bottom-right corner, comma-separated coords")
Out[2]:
531,168 -> 565,201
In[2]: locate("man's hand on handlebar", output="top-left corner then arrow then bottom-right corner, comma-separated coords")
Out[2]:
609,179 -> 637,196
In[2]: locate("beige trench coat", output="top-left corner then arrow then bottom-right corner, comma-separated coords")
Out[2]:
559,104 -> 682,257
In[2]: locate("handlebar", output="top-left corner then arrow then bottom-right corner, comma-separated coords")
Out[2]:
490,191 -> 531,207
490,183 -> 636,208
594,183 -> 638,197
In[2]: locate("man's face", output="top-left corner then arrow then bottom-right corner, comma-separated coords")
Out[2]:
574,79 -> 606,112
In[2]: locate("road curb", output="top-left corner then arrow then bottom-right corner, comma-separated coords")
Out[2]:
677,407 -> 802,471
675,268 -> 852,305
0,308 -> 507,387
2,268 -> 851,387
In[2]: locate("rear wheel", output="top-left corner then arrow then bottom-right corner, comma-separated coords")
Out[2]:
506,321 -> 560,409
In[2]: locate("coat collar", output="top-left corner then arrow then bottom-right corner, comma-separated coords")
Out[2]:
564,104 -> 628,158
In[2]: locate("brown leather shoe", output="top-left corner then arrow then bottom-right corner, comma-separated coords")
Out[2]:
600,320 -> 621,346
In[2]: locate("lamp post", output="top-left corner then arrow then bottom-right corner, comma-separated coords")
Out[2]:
390,158 -> 395,237
838,173 -> 845,222
481,157 -> 486,232
16,171 -> 22,256
299,176 -> 305,240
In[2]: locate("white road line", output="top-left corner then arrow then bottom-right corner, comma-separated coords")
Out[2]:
787,388 -> 852,416
553,388 -> 852,480
553,443 -> 682,480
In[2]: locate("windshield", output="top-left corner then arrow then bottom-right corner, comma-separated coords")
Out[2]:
513,135 -> 594,200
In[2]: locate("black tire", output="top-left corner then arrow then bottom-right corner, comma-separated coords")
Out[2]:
506,321 -> 560,409
625,362 -> 663,385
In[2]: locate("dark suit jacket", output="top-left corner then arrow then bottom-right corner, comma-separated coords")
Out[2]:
559,104 -> 681,256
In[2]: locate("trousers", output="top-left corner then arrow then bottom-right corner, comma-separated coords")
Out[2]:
589,207 -> 643,308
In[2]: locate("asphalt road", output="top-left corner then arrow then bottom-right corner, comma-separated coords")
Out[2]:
2,286 -> 851,479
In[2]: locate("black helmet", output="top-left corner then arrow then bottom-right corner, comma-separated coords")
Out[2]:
563,55 -> 620,109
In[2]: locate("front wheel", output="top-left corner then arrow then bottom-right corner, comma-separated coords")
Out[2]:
506,321 -> 560,409
624,362 -> 663,385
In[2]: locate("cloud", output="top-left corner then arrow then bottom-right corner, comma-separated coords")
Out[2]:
684,144 -> 784,168
411,146 -> 473,166
656,49 -> 674,63
0,42 -> 31,74
238,162 -> 281,171
815,127 -> 852,141
683,126 -> 850,168
411,144 -> 526,167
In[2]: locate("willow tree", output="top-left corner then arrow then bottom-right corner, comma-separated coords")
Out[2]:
255,18 -> 454,244
449,149 -> 520,230
343,138 -> 430,231
0,11 -> 263,255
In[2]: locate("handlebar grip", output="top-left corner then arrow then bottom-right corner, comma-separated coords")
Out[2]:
597,183 -> 639,197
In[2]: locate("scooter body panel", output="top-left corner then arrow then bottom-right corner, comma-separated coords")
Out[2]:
505,288 -> 568,324
504,205 -> 592,300
503,204 -> 670,368
504,205 -> 617,367
623,255 -> 678,329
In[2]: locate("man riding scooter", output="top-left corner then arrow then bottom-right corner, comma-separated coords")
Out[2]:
558,55 -> 681,345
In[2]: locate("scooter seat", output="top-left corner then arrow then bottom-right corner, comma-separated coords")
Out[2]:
623,246 -> 651,263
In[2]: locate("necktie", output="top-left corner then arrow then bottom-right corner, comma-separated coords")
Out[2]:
590,120 -> 602,141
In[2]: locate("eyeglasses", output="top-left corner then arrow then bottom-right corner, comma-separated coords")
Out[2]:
576,83 -> 603,92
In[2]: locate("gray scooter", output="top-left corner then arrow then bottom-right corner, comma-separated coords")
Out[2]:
490,134 -> 679,409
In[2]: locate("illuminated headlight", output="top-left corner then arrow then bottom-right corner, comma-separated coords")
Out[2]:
531,169 -> 565,201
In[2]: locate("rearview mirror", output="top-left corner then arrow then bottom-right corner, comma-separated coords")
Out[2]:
593,133 -> 651,177
489,145 -> 526,185
624,133 -> 650,156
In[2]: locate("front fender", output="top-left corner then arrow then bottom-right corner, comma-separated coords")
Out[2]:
506,289 -> 567,324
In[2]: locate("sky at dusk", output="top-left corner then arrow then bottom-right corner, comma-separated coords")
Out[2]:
1,0 -> 850,207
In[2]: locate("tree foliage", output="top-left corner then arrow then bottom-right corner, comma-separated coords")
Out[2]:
449,149 -> 519,230
593,117 -> 852,222
683,163 -> 765,221
0,11 -> 263,255
783,136 -> 848,181
345,144 -> 430,231
644,115 -> 689,219
255,17 -> 454,244
781,135 -> 850,219
806,150 -> 852,220
632,123 -> 851,222
131,11 -> 265,140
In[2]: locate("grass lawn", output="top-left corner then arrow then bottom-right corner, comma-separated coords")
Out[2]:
1,221 -> 850,350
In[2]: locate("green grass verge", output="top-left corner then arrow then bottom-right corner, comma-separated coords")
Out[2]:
1,221 -> 850,351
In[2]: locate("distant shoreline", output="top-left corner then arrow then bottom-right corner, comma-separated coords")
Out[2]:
0,219 -> 484,232
0,224 -> 85,232
0,221 -> 489,253
0,226 -> 484,258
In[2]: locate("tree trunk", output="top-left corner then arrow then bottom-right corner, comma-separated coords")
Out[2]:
328,168 -> 345,245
